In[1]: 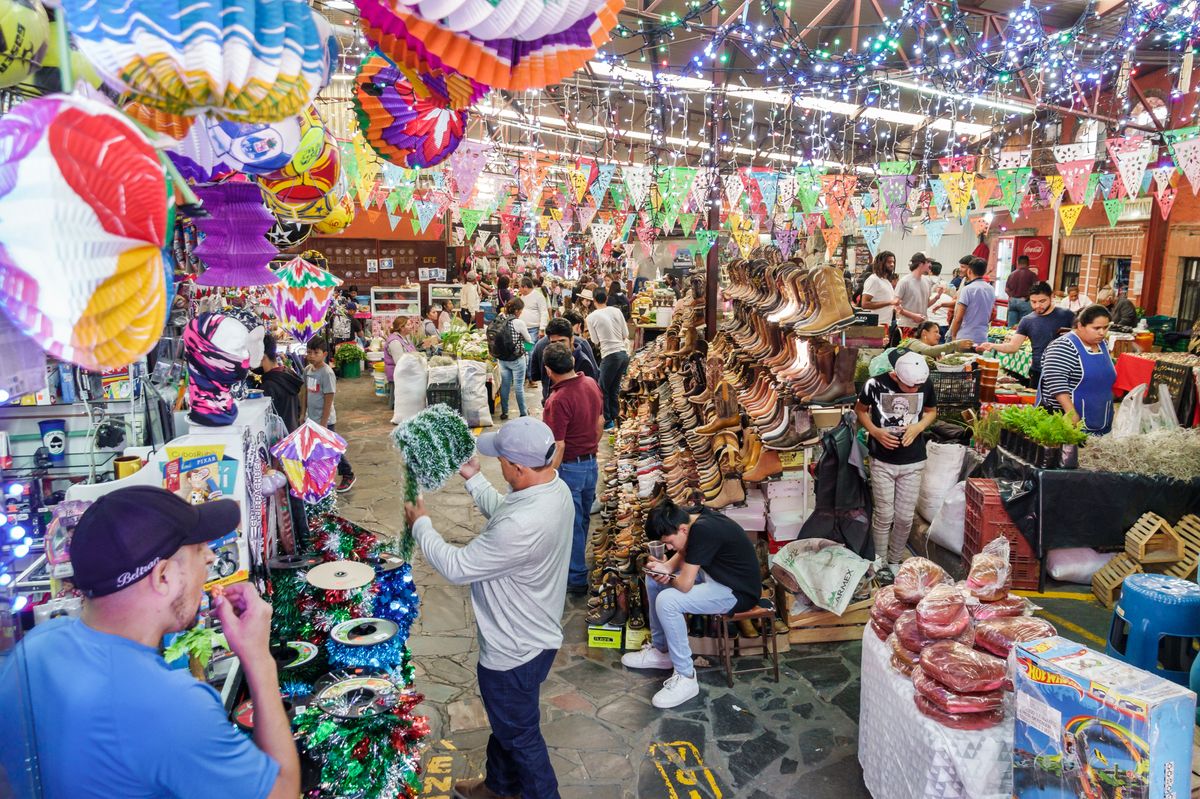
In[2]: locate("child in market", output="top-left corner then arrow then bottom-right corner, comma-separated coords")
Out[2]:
854,350 -> 938,579
301,337 -> 355,493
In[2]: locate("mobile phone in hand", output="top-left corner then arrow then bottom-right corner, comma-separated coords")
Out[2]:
644,569 -> 674,580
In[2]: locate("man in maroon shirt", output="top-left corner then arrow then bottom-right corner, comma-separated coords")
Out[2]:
542,343 -> 604,595
1004,255 -> 1038,328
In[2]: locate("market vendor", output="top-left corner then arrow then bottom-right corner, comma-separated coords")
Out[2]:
977,281 -> 1075,387
1096,287 -> 1138,331
901,321 -> 974,358
0,487 -> 299,799
1038,304 -> 1116,434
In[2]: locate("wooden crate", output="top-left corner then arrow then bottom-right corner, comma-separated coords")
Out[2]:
1092,553 -> 1144,609
788,594 -> 874,644
1125,511 -> 1183,564
1165,514 -> 1200,581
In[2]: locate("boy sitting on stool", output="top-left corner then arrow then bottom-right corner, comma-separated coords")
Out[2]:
621,500 -> 761,708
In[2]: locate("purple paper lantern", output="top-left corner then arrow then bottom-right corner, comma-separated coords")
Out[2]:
193,182 -> 280,286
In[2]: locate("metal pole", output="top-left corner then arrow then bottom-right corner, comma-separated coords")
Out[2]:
704,82 -> 724,340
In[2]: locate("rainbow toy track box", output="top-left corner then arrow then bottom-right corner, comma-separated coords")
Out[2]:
1012,636 -> 1196,799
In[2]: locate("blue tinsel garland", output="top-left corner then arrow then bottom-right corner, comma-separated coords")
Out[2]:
327,635 -> 409,671
373,564 -> 420,646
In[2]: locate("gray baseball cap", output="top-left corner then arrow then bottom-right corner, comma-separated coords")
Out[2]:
476,417 -> 556,468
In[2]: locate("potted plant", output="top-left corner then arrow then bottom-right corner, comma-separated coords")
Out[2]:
334,342 -> 365,378
164,627 -> 228,680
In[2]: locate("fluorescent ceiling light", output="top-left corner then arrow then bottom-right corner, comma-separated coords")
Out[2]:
325,0 -> 355,8
929,118 -> 993,136
588,61 -> 710,91
885,79 -> 1035,115
862,107 -> 928,126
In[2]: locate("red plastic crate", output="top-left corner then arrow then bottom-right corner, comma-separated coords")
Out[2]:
962,478 -> 1041,591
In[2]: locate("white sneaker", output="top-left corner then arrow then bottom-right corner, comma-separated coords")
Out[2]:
621,643 -> 674,671
889,562 -> 904,576
652,671 -> 700,709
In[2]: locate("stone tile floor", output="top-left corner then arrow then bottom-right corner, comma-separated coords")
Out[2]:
333,375 -> 871,798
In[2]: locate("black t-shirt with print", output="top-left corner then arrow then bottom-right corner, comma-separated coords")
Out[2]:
858,372 -> 938,465
683,510 -> 761,612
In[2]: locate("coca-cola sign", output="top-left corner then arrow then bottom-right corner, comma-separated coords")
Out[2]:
1022,240 -> 1046,259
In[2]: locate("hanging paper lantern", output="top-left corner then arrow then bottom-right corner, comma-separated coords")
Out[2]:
352,52 -> 472,169
287,105 -> 327,175
167,122 -> 240,184
268,255 -> 343,344
60,0 -> 331,124
192,182 -> 280,287
258,134 -> 341,222
355,0 -> 622,91
206,117 -> 304,176
313,194 -> 356,236
0,0 -> 49,89
270,419 -> 347,503
0,94 -> 171,371
266,218 -> 313,250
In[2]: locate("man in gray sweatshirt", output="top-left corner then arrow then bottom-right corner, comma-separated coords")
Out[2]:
405,417 -> 574,799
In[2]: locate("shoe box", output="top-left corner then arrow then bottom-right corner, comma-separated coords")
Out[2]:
587,624 -> 623,649
624,625 -> 652,651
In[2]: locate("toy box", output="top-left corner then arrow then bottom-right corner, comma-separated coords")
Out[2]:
1012,636 -> 1196,799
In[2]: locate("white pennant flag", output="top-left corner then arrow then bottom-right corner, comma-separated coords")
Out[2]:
997,149 -> 1032,169
576,205 -> 598,230
589,221 -> 615,255
1174,137 -> 1200,195
1052,143 -> 1095,164
723,172 -> 745,207
1150,165 -> 1176,195
622,165 -> 652,209
1114,143 -> 1154,199
688,167 -> 717,211
777,175 -> 797,211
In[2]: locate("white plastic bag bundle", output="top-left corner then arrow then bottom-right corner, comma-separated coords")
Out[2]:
1045,548 -> 1117,585
1111,383 -> 1179,438
391,354 -> 427,425
926,481 -> 967,555
770,540 -> 871,615
458,361 -> 493,427
427,364 -> 459,387
917,442 -> 967,523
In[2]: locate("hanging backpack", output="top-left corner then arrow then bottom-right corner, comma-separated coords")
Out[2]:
487,314 -> 521,361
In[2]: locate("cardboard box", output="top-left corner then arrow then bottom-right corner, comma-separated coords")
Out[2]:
587,624 -> 623,649
624,625 -> 651,651
1012,636 -> 1197,799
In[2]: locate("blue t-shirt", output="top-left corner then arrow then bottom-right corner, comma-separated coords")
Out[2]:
956,278 -> 996,344
1015,307 -> 1076,373
0,618 -> 277,799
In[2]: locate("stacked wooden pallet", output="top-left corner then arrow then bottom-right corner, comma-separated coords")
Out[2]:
1092,512 -> 1200,608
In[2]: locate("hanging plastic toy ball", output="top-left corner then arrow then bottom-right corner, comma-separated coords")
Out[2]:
0,0 -> 49,89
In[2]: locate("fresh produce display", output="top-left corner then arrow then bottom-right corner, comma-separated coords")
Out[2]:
1077,427 -> 1200,481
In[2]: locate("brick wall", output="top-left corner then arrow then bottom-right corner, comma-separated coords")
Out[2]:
1057,225 -> 1145,302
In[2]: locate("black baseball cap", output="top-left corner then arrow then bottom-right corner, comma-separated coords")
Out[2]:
71,486 -> 240,597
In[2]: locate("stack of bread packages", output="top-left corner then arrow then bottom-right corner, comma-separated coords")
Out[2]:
867,541 -> 1057,731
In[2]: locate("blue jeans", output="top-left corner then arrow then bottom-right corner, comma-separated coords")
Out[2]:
477,649 -> 559,799
498,358 -> 527,417
1007,297 -> 1032,328
645,572 -> 736,677
559,458 -> 597,588
598,351 -> 629,425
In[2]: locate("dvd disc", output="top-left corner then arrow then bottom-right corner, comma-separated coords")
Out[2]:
306,560 -> 375,590
330,617 -> 398,646
268,553 -> 321,570
314,671 -> 398,719
270,640 -> 318,670
372,552 -> 407,572
233,699 -> 255,730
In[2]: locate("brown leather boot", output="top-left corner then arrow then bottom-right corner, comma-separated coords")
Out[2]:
792,266 -> 857,335
742,448 -> 782,482
809,346 -> 859,405
703,475 -> 747,509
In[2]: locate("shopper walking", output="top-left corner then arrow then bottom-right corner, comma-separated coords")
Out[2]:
302,337 -> 354,492
405,418 -> 573,799
0,487 -> 300,799
926,262 -> 956,341
895,252 -> 933,338
948,257 -> 995,345
487,297 -> 532,420
860,251 -> 899,329
1004,255 -> 1038,328
621,499 -> 762,709
541,343 -> 603,594
586,288 -> 630,430
855,351 -> 938,578
517,277 -> 549,341
528,317 -> 600,402
977,282 -> 1074,387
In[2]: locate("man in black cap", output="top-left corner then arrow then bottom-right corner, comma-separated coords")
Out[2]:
0,486 -> 299,799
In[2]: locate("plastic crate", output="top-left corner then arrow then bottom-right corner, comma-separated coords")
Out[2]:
961,477 -> 1041,591
426,382 -> 462,413
929,369 -> 981,408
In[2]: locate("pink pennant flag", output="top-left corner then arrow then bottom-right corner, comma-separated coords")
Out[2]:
1057,160 -> 1094,206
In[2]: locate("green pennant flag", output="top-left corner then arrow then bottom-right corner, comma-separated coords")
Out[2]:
1103,198 -> 1124,227
609,182 -> 627,209
1084,173 -> 1103,207
679,212 -> 698,236
997,167 -> 1032,216
516,234 -> 529,251
386,189 -> 403,214
661,210 -> 678,235
619,213 -> 636,242
393,184 -> 415,212
460,209 -> 485,239
410,213 -> 422,235
822,210 -> 833,227
878,160 -> 916,176
695,228 -> 719,257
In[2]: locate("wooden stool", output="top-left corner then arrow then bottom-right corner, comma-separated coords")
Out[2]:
714,604 -> 781,688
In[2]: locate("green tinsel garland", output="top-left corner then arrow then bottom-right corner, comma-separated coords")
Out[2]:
293,694 -> 429,799
392,404 -> 476,492
399,463 -> 418,562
